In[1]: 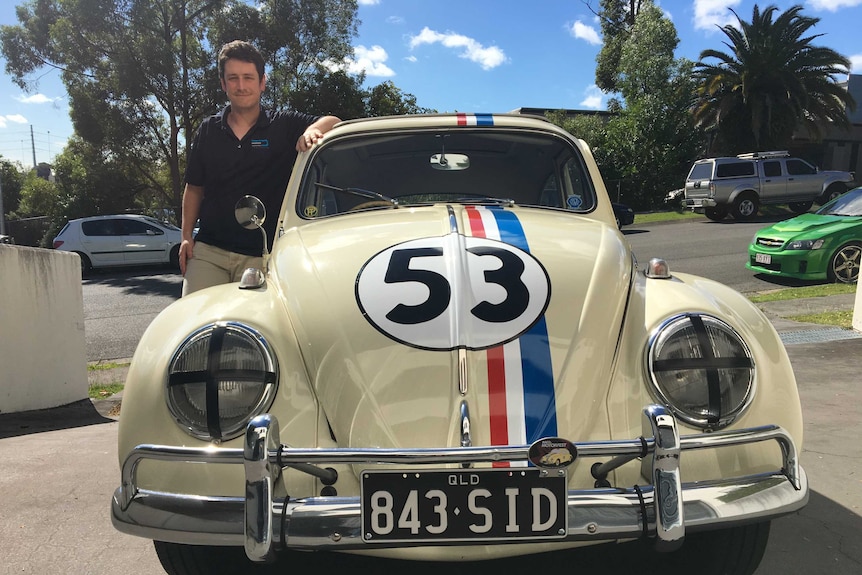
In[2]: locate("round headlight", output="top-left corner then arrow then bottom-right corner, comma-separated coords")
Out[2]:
167,322 -> 278,441
646,314 -> 754,430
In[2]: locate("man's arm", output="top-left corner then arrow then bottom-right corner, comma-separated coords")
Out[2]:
179,183 -> 204,275
296,115 -> 341,152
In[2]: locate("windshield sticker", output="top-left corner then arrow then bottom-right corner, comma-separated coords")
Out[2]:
566,195 -> 583,209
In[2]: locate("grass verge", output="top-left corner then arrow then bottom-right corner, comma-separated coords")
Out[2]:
748,283 -> 857,303
788,311 -> 854,329
89,382 -> 124,399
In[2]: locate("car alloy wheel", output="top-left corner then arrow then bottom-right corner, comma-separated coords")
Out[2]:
828,242 -> 861,284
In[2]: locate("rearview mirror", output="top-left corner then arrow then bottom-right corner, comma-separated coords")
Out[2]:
430,153 -> 470,171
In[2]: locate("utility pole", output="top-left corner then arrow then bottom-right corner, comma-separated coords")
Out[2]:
31,125 -> 37,169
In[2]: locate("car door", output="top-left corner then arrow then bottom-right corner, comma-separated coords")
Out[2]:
757,160 -> 786,203
119,218 -> 168,264
784,158 -> 820,201
80,218 -> 126,267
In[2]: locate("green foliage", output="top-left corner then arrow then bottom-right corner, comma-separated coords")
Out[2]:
552,1 -> 702,210
693,4 -> 855,154
0,159 -> 25,215
17,170 -> 58,218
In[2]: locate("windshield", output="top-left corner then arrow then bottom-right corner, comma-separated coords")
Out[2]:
297,129 -> 597,218
816,188 -> 862,216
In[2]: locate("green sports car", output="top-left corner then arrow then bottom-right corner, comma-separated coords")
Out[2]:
747,186 -> 862,283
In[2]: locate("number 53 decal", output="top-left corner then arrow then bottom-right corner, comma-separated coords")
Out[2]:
356,235 -> 550,350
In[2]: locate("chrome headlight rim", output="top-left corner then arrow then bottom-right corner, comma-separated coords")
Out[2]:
645,313 -> 755,430
166,321 -> 278,442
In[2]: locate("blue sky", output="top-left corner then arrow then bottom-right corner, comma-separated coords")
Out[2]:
2,0 -> 861,169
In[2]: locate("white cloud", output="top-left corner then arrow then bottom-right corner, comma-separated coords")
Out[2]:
579,85 -> 604,110
569,20 -> 602,45
693,0 -> 742,32
807,0 -> 862,11
357,0 -> 380,6
849,54 -> 862,73
15,94 -> 56,105
0,114 -> 28,129
332,45 -> 396,77
386,16 -> 404,25
409,27 -> 507,70
404,55 -> 417,63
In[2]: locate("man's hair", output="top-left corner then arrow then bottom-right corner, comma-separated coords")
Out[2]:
217,40 -> 265,80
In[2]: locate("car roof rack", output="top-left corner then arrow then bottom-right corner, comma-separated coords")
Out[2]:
736,151 -> 789,159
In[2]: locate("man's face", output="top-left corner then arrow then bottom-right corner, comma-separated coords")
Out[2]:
221,59 -> 265,110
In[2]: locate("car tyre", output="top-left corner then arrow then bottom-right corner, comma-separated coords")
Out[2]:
641,521 -> 770,575
76,252 -> 93,277
788,201 -> 813,214
818,183 -> 846,205
169,244 -> 180,269
704,206 -> 728,222
154,542 -> 271,575
826,241 -> 861,284
731,193 -> 759,220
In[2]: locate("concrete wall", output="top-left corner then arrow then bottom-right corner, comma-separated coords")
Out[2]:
0,245 -> 87,413
855,278 -> 862,332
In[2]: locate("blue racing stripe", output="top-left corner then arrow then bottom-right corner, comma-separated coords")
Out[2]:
475,113 -> 494,126
486,208 -> 558,441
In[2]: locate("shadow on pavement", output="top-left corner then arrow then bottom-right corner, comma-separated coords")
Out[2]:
84,267 -> 183,298
0,399 -> 116,440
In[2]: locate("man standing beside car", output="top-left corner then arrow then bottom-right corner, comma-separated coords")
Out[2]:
179,40 -> 340,296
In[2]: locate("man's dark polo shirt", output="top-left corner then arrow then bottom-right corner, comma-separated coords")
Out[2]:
185,106 -> 319,256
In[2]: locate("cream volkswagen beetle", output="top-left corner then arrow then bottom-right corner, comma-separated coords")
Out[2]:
112,113 -> 807,574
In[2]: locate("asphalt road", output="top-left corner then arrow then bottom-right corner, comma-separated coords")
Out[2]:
80,216 -> 807,362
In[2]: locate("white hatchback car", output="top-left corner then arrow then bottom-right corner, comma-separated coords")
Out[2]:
53,214 -> 182,274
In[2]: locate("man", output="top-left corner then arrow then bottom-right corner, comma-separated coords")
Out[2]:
179,40 -> 340,296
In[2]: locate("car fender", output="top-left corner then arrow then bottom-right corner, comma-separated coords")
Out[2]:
117,282 -> 322,497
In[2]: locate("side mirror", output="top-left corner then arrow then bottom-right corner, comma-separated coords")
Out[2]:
235,195 -> 269,288
235,195 -> 266,230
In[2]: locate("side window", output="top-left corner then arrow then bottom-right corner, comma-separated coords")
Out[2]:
120,219 -> 163,236
81,219 -> 118,236
716,161 -> 755,178
688,163 -> 713,180
785,159 -> 816,176
561,156 -> 594,211
761,161 -> 782,177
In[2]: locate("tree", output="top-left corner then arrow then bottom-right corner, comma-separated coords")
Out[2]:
562,1 -> 701,209
0,159 -> 25,217
366,81 -> 435,116
693,4 -> 855,154
590,0 -> 645,94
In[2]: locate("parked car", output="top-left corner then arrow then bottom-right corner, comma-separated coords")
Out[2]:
53,214 -> 181,274
612,201 -> 634,227
0,234 -> 14,244
683,150 -> 855,221
111,114 -> 807,575
747,186 -> 862,283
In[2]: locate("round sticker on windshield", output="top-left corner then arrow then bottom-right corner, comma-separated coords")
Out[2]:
356,235 -> 551,351
566,195 -> 583,209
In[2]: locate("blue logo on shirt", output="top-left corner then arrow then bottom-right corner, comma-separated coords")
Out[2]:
251,139 -> 270,148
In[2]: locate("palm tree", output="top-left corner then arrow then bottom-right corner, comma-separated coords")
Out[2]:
693,4 -> 855,154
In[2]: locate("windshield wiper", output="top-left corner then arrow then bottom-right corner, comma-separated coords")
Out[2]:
455,196 -> 515,207
314,183 -> 399,207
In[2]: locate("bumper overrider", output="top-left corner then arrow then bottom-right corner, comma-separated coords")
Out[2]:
112,405 -> 807,562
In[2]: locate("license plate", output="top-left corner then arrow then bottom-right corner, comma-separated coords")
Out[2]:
755,253 -> 772,264
361,468 -> 567,543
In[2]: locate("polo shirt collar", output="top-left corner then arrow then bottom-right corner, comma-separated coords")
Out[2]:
217,105 -> 274,132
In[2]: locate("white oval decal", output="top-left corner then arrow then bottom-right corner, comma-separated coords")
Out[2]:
356,235 -> 550,350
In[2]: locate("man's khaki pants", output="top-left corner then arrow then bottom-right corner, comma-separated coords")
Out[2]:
182,241 -> 263,296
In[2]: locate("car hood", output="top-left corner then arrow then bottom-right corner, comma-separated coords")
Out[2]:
272,205 -> 632,451
758,213 -> 861,237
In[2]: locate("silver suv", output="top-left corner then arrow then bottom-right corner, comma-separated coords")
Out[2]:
683,151 -> 855,221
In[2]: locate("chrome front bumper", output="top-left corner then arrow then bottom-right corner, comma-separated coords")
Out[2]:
112,405 -> 808,562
